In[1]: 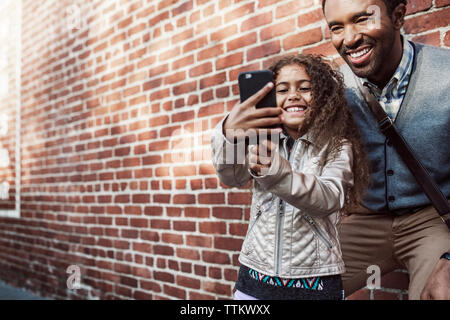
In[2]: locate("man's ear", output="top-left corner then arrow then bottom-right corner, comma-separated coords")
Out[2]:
392,3 -> 407,30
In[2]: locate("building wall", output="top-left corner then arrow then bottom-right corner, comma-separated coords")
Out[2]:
0,0 -> 448,300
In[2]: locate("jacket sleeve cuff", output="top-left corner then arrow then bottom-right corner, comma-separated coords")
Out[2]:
250,151 -> 287,186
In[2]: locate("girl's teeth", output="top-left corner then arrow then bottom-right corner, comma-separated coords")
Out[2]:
287,107 -> 305,112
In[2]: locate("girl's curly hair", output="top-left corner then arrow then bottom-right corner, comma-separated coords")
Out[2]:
268,54 -> 370,210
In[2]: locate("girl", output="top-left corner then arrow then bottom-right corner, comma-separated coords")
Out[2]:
211,54 -> 369,300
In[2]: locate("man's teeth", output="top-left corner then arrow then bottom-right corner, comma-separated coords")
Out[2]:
286,107 -> 306,112
349,47 -> 370,58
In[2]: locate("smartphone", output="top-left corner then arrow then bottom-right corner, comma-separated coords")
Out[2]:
238,70 -> 277,109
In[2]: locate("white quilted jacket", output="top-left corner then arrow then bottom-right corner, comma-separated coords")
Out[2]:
211,118 -> 353,278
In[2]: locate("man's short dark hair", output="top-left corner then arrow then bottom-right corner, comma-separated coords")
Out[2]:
322,0 -> 407,16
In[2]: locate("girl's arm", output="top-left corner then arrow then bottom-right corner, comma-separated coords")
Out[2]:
211,117 -> 252,188
252,142 -> 354,218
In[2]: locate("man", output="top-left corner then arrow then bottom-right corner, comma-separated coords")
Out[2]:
321,0 -> 450,299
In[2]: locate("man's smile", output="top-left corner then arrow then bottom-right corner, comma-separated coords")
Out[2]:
345,45 -> 374,66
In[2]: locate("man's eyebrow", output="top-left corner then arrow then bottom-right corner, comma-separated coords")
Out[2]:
352,11 -> 374,21
328,11 -> 374,28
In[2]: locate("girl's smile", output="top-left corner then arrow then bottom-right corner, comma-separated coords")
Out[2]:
275,64 -> 313,139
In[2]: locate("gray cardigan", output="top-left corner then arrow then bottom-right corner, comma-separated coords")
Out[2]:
341,41 -> 450,212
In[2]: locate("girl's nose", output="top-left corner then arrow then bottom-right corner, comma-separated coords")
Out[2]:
288,91 -> 301,101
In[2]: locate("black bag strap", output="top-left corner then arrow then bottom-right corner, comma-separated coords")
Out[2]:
354,78 -> 450,229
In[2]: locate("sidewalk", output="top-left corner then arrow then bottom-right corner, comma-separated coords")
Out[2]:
0,281 -> 48,300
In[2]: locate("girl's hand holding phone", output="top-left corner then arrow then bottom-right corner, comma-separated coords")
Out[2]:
223,82 -> 282,141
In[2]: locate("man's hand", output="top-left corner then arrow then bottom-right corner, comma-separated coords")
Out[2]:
420,255 -> 450,300
223,82 -> 282,140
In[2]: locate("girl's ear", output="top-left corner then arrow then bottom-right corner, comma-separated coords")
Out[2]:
392,3 -> 407,30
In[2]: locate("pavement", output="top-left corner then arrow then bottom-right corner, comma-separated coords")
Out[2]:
0,281 -> 48,300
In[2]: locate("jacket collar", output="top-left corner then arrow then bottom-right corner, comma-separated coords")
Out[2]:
280,129 -> 315,146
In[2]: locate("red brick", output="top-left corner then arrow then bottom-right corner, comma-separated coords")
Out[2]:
128,215 -> 148,226
373,290 -> 401,300
153,245 -> 175,256
229,222 -> 248,236
347,288 -> 371,300
173,81 -> 197,95
198,193 -> 225,204
224,3 -> 254,23
302,41 -> 337,56
153,194 -> 171,203
213,207 -> 243,220
404,7 -> 450,34
133,291 -> 152,300
202,251 -> 230,264
132,242 -> 152,253
411,31 -> 441,46
176,248 -> 200,260
227,32 -> 257,52
150,219 -> 171,229
196,16 -> 222,34
214,236 -> 243,251
202,281 -> 232,296
247,40 -> 281,61
436,0 -> 450,6
211,25 -> 238,42
198,103 -> 224,118
141,280 -> 162,293
183,36 -> 208,53
164,70 -> 186,85
242,12 -> 272,32
173,0 -> 193,17
283,27 -> 323,51
228,192 -> 252,205
154,271 -> 174,283
173,194 -> 196,204
177,275 -> 201,289
163,284 -> 186,299
162,233 -> 184,244
209,267 -> 222,279
141,230 -> 160,242
199,221 -> 227,234
406,0 -> 432,15
260,19 -> 296,41
185,207 -> 210,218
276,0 -> 314,18
186,235 -> 212,247
298,8 -> 324,28
173,220 -> 196,232
189,62 -> 212,77
200,72 -> 227,89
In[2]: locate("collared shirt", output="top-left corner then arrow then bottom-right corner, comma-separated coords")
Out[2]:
363,37 -> 414,120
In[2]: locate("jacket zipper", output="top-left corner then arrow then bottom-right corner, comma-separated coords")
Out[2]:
247,208 -> 262,235
275,137 -> 298,275
275,199 -> 283,275
302,214 -> 333,249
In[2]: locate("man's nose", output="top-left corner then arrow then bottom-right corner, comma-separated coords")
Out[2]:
343,25 -> 363,48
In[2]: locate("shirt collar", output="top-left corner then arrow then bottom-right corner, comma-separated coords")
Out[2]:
280,130 -> 315,146
363,36 -> 414,95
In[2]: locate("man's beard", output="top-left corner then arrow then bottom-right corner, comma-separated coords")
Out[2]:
339,37 -> 385,80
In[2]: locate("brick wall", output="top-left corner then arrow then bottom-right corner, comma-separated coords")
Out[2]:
0,0 -> 448,300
